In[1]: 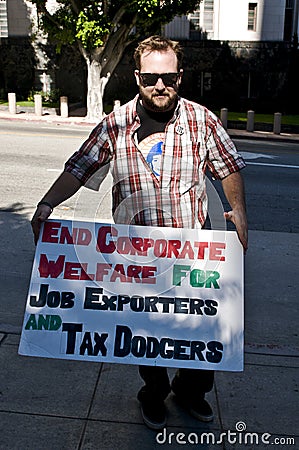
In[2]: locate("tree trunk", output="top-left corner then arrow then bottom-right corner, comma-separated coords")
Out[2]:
79,19 -> 137,120
85,57 -> 110,121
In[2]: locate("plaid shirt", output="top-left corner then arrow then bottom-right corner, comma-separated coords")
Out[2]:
65,95 -> 245,228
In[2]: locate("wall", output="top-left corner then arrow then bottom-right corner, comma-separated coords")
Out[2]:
1,37 -> 297,113
164,0 -> 288,42
211,0 -> 286,41
105,39 -> 298,114
6,0 -> 33,37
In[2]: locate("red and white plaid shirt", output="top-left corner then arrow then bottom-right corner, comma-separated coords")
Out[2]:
65,95 -> 245,228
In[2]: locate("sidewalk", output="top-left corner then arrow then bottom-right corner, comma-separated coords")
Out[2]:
0,110 -> 298,449
1,227 -> 298,450
1,108 -> 299,143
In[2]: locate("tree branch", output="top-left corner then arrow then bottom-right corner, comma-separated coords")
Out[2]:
69,0 -> 81,15
111,5 -> 128,27
37,4 -> 63,30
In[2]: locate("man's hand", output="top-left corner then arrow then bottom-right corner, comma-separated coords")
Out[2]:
31,204 -> 52,245
224,208 -> 248,252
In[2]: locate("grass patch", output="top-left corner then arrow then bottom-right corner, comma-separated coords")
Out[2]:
0,100 -> 58,108
214,111 -> 299,125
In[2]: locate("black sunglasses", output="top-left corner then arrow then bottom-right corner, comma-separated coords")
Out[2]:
139,72 -> 180,87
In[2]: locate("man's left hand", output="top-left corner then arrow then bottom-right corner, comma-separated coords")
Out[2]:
224,209 -> 248,252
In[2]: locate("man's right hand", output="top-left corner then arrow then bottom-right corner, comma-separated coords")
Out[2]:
31,204 -> 53,245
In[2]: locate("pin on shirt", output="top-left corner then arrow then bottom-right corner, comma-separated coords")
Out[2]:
175,125 -> 184,135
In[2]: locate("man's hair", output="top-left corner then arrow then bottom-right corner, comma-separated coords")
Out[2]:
134,35 -> 183,70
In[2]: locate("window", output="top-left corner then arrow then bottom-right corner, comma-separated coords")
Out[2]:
284,0 -> 294,40
188,0 -> 214,39
248,3 -> 257,31
204,0 -> 214,33
286,0 -> 294,8
0,0 -> 8,38
189,10 -> 201,31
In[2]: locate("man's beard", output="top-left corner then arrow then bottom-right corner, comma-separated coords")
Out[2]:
140,90 -> 177,112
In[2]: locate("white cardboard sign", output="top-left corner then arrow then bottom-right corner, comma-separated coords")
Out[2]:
19,219 -> 244,371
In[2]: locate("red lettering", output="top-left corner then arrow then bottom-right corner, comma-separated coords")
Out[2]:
178,241 -> 195,259
127,265 -> 142,282
41,221 -> 61,243
194,242 -> 209,259
131,237 -> 147,255
209,242 -> 226,261
59,226 -> 74,244
96,226 -> 117,253
153,239 -> 167,257
38,254 -> 65,278
77,229 -> 92,246
79,263 -> 94,280
64,262 -> 81,280
116,237 -> 131,254
63,262 -> 94,280
96,263 -> 112,281
167,240 -> 182,258
110,264 -> 128,282
143,238 -> 154,253
141,266 -> 157,284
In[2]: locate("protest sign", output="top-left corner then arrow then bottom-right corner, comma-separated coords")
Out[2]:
19,219 -> 244,371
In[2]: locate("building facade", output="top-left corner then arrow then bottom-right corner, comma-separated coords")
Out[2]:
164,0 -> 299,42
1,0 -> 298,113
2,0 -> 299,42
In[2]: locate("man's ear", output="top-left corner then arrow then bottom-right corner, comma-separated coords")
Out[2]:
134,70 -> 140,86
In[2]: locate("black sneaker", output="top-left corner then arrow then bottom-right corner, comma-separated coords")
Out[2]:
137,391 -> 167,430
171,380 -> 214,422
188,398 -> 214,422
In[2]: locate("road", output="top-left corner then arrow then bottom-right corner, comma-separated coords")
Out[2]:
225,138 -> 299,233
1,120 -> 298,233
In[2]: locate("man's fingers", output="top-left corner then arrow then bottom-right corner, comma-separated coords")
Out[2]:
224,210 -> 248,252
31,205 -> 52,245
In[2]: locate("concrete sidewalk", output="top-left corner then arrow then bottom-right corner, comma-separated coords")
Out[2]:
0,110 -> 298,449
0,224 -> 298,450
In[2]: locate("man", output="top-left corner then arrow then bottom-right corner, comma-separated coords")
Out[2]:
31,35 -> 248,431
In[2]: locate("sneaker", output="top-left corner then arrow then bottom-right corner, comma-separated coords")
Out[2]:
188,398 -> 214,422
171,380 -> 214,422
137,391 -> 167,430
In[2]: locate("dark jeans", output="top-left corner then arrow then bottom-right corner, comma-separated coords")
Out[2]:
138,365 -> 214,401
139,220 -> 214,403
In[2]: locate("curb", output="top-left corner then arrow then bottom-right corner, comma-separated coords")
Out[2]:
1,112 -> 299,142
0,112 -> 97,127
229,131 -> 299,144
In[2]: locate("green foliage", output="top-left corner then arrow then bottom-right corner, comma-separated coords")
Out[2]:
76,8 -> 111,49
30,0 -> 201,52
27,89 -> 61,104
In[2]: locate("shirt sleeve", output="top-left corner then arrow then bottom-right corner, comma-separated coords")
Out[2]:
64,120 -> 113,191
205,111 -> 246,180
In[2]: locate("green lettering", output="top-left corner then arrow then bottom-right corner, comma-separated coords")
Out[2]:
172,264 -> 191,286
38,314 -> 50,330
190,269 -> 205,287
25,314 -> 37,330
205,271 -> 220,289
49,315 -> 62,330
